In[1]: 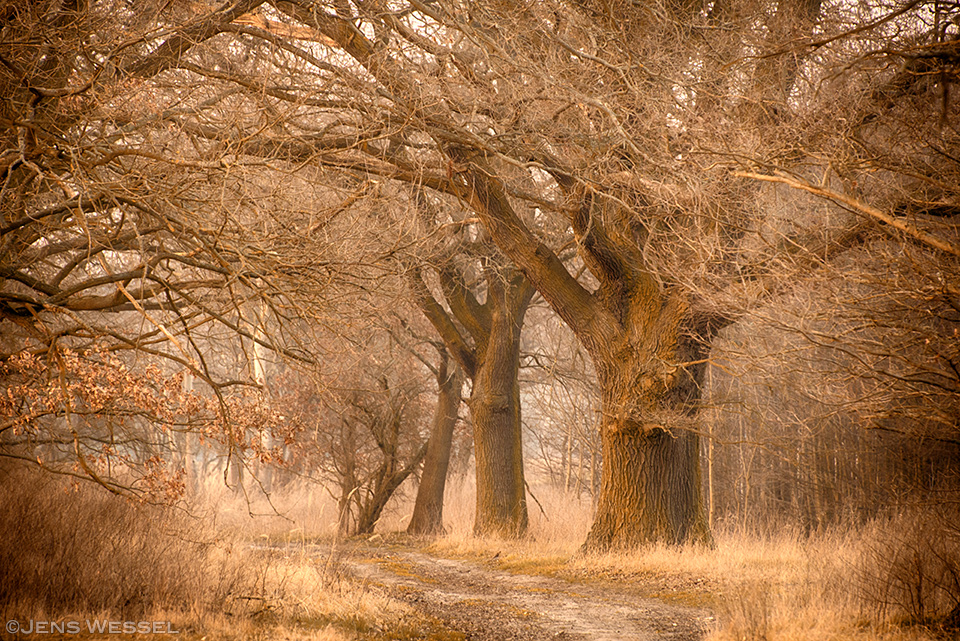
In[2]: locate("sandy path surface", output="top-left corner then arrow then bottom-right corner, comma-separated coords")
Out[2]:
342,544 -> 714,640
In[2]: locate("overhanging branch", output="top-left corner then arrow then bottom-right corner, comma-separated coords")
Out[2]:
735,170 -> 960,259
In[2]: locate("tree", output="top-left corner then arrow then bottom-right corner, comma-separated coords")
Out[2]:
407,254 -> 534,537
450,150 -> 717,546
348,374 -> 429,536
239,0 -> 746,547
282,328 -> 435,536
0,0 -> 368,495
16,0 -> 954,551
252,0 -> 955,548
407,347 -> 462,535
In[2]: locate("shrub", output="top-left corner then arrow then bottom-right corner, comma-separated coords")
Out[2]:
0,464 -> 253,619
858,503 -> 960,630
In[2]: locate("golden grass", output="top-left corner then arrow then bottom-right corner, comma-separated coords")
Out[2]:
194,476 -> 343,541
186,476 -> 959,641
429,479 -> 591,556
5,465 -> 955,641
0,466 -> 419,641
428,480 -> 953,641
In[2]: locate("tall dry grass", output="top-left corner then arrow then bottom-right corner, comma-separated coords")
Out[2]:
430,476 -> 593,555
0,465 -> 412,640
429,479 -> 958,641
195,475 -> 343,541
0,465 -> 243,620
11,459 -> 952,641
857,504 -> 960,630
701,516 -> 958,641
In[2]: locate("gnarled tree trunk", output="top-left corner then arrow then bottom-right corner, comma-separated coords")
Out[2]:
574,318 -> 714,549
451,151 -> 715,548
470,273 -> 531,537
587,427 -> 707,548
584,331 -> 712,549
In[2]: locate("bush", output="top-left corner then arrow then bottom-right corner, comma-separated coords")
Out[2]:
0,464 -> 253,619
858,503 -> 960,630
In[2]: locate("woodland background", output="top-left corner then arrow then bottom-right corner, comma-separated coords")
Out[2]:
1,0 -> 959,638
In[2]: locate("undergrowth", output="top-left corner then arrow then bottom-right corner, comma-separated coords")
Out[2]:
0,465 -> 411,641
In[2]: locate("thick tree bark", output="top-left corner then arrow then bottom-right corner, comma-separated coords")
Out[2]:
408,355 -> 463,536
587,426 -> 708,548
581,321 -> 713,549
583,334 -> 712,549
470,273 -> 532,537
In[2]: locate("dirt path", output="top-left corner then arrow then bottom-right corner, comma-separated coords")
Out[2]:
341,544 -> 714,641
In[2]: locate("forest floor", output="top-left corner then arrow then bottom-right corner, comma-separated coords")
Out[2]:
325,537 -> 715,641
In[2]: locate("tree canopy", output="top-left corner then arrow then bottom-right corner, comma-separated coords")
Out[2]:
1,0 -> 957,545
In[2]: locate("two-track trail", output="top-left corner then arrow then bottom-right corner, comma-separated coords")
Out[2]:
339,542 -> 715,641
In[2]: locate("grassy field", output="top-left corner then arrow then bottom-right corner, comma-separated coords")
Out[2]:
431,480 -> 958,641
1,469 -> 956,640
0,470 -> 415,641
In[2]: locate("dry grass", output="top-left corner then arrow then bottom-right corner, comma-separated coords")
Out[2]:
701,522 -> 957,641
0,465 -> 241,621
430,477 -> 591,556
0,465 -> 416,641
194,476 -> 343,541
857,505 -> 960,631
428,480 -> 956,641
5,463 -> 956,641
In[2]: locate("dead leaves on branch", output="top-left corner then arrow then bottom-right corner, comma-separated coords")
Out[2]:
0,345 -> 295,501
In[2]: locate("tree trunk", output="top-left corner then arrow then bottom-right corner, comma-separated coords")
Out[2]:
585,424 -> 709,549
337,481 -> 356,537
582,331 -> 712,549
177,372 -> 197,496
408,357 -> 463,535
227,453 -> 244,493
252,312 -> 273,494
354,442 -> 427,535
471,271 -> 531,537
407,260 -> 533,538
450,154 -> 717,548
707,362 -> 715,530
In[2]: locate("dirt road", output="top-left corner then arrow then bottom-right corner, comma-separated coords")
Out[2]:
342,544 -> 715,641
